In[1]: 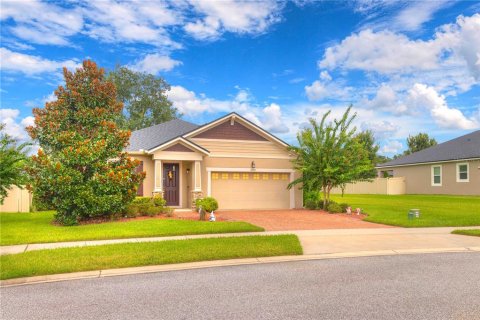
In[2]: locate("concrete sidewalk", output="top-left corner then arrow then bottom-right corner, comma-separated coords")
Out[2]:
1,226 -> 479,256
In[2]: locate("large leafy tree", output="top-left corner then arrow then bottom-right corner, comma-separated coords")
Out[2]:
0,124 -> 30,204
355,130 -> 379,179
289,107 -> 374,207
108,66 -> 178,130
27,60 -> 145,225
404,133 -> 437,155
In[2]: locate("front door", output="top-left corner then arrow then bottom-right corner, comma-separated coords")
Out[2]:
163,163 -> 179,206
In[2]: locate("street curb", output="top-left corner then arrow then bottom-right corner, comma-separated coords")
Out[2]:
1,247 -> 478,288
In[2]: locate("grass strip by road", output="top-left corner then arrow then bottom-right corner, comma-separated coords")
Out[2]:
331,194 -> 480,227
0,211 -> 264,246
452,229 -> 480,237
0,235 -> 302,280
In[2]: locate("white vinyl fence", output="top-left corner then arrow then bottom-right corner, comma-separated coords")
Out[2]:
331,177 -> 406,195
0,186 -> 31,212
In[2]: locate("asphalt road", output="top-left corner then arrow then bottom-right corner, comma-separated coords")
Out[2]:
1,252 -> 479,320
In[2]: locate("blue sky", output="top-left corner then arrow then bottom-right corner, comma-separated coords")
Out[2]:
1,0 -> 479,156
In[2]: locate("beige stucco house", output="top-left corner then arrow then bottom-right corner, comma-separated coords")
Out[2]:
127,113 -> 303,210
376,130 -> 480,195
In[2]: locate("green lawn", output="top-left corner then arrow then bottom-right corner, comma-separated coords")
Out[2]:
0,235 -> 302,280
331,194 -> 480,227
0,211 -> 263,246
452,229 -> 480,237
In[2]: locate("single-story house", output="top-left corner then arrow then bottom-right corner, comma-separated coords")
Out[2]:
376,130 -> 479,195
127,112 -> 303,210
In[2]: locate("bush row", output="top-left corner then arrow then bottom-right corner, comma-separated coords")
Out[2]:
125,195 -> 173,218
304,191 -> 349,213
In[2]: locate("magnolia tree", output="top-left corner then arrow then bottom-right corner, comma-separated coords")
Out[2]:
27,60 -> 145,225
288,106 -> 374,208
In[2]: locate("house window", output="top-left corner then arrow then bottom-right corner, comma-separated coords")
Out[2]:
253,173 -> 260,180
221,173 -> 229,180
262,173 -> 269,180
233,173 -> 240,180
242,173 -> 249,180
431,165 -> 442,186
281,174 -> 289,180
456,163 -> 469,182
272,174 -> 280,180
212,173 -> 219,180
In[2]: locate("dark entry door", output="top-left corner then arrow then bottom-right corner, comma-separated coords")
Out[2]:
163,163 -> 179,206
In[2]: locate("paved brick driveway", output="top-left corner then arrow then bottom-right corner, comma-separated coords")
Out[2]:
176,209 -> 391,231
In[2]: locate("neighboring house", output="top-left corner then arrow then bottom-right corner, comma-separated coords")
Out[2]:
376,130 -> 480,195
127,112 -> 303,210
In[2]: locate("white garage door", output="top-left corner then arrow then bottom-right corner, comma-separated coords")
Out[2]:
211,172 -> 291,210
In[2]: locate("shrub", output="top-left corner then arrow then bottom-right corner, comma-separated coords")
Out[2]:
152,195 -> 167,207
144,206 -> 160,217
339,203 -> 349,213
163,207 -> 174,217
125,205 -> 139,218
195,197 -> 218,213
202,197 -> 219,212
31,193 -> 54,212
304,190 -> 324,210
327,202 -> 343,213
304,199 -> 317,210
132,197 -> 152,205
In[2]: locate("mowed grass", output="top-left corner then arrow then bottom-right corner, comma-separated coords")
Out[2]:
331,194 -> 480,227
0,235 -> 302,280
0,211 -> 264,246
452,229 -> 480,237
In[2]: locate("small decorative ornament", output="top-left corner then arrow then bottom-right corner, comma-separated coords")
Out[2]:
209,211 -> 216,222
355,208 -> 361,215
346,207 -> 352,215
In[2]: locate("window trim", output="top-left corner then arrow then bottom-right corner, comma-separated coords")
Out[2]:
456,162 -> 469,182
431,165 -> 442,187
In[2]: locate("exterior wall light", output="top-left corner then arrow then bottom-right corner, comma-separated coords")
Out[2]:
251,161 -> 256,170
186,168 -> 190,174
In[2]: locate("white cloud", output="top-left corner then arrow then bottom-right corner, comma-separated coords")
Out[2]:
289,77 -> 305,84
357,1 -> 453,32
319,70 -> 332,81
168,85 -> 289,134
129,54 -> 182,74
361,120 -> 399,139
381,140 -> 403,154
0,48 -> 79,76
391,1 -> 451,32
406,83 -> 478,130
184,0 -> 283,40
319,13 -> 480,84
83,0 -> 181,48
0,108 -> 32,141
1,0 -> 83,46
304,76 -> 352,101
305,80 -> 329,101
245,103 -> 289,134
319,29 -> 441,74
364,84 -> 408,114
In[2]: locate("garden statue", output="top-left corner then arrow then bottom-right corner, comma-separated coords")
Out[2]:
346,207 -> 352,214
209,211 -> 216,222
355,208 -> 361,215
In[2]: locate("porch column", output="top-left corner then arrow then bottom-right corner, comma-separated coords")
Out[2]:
191,160 -> 203,209
194,161 -> 202,192
154,160 -> 163,193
